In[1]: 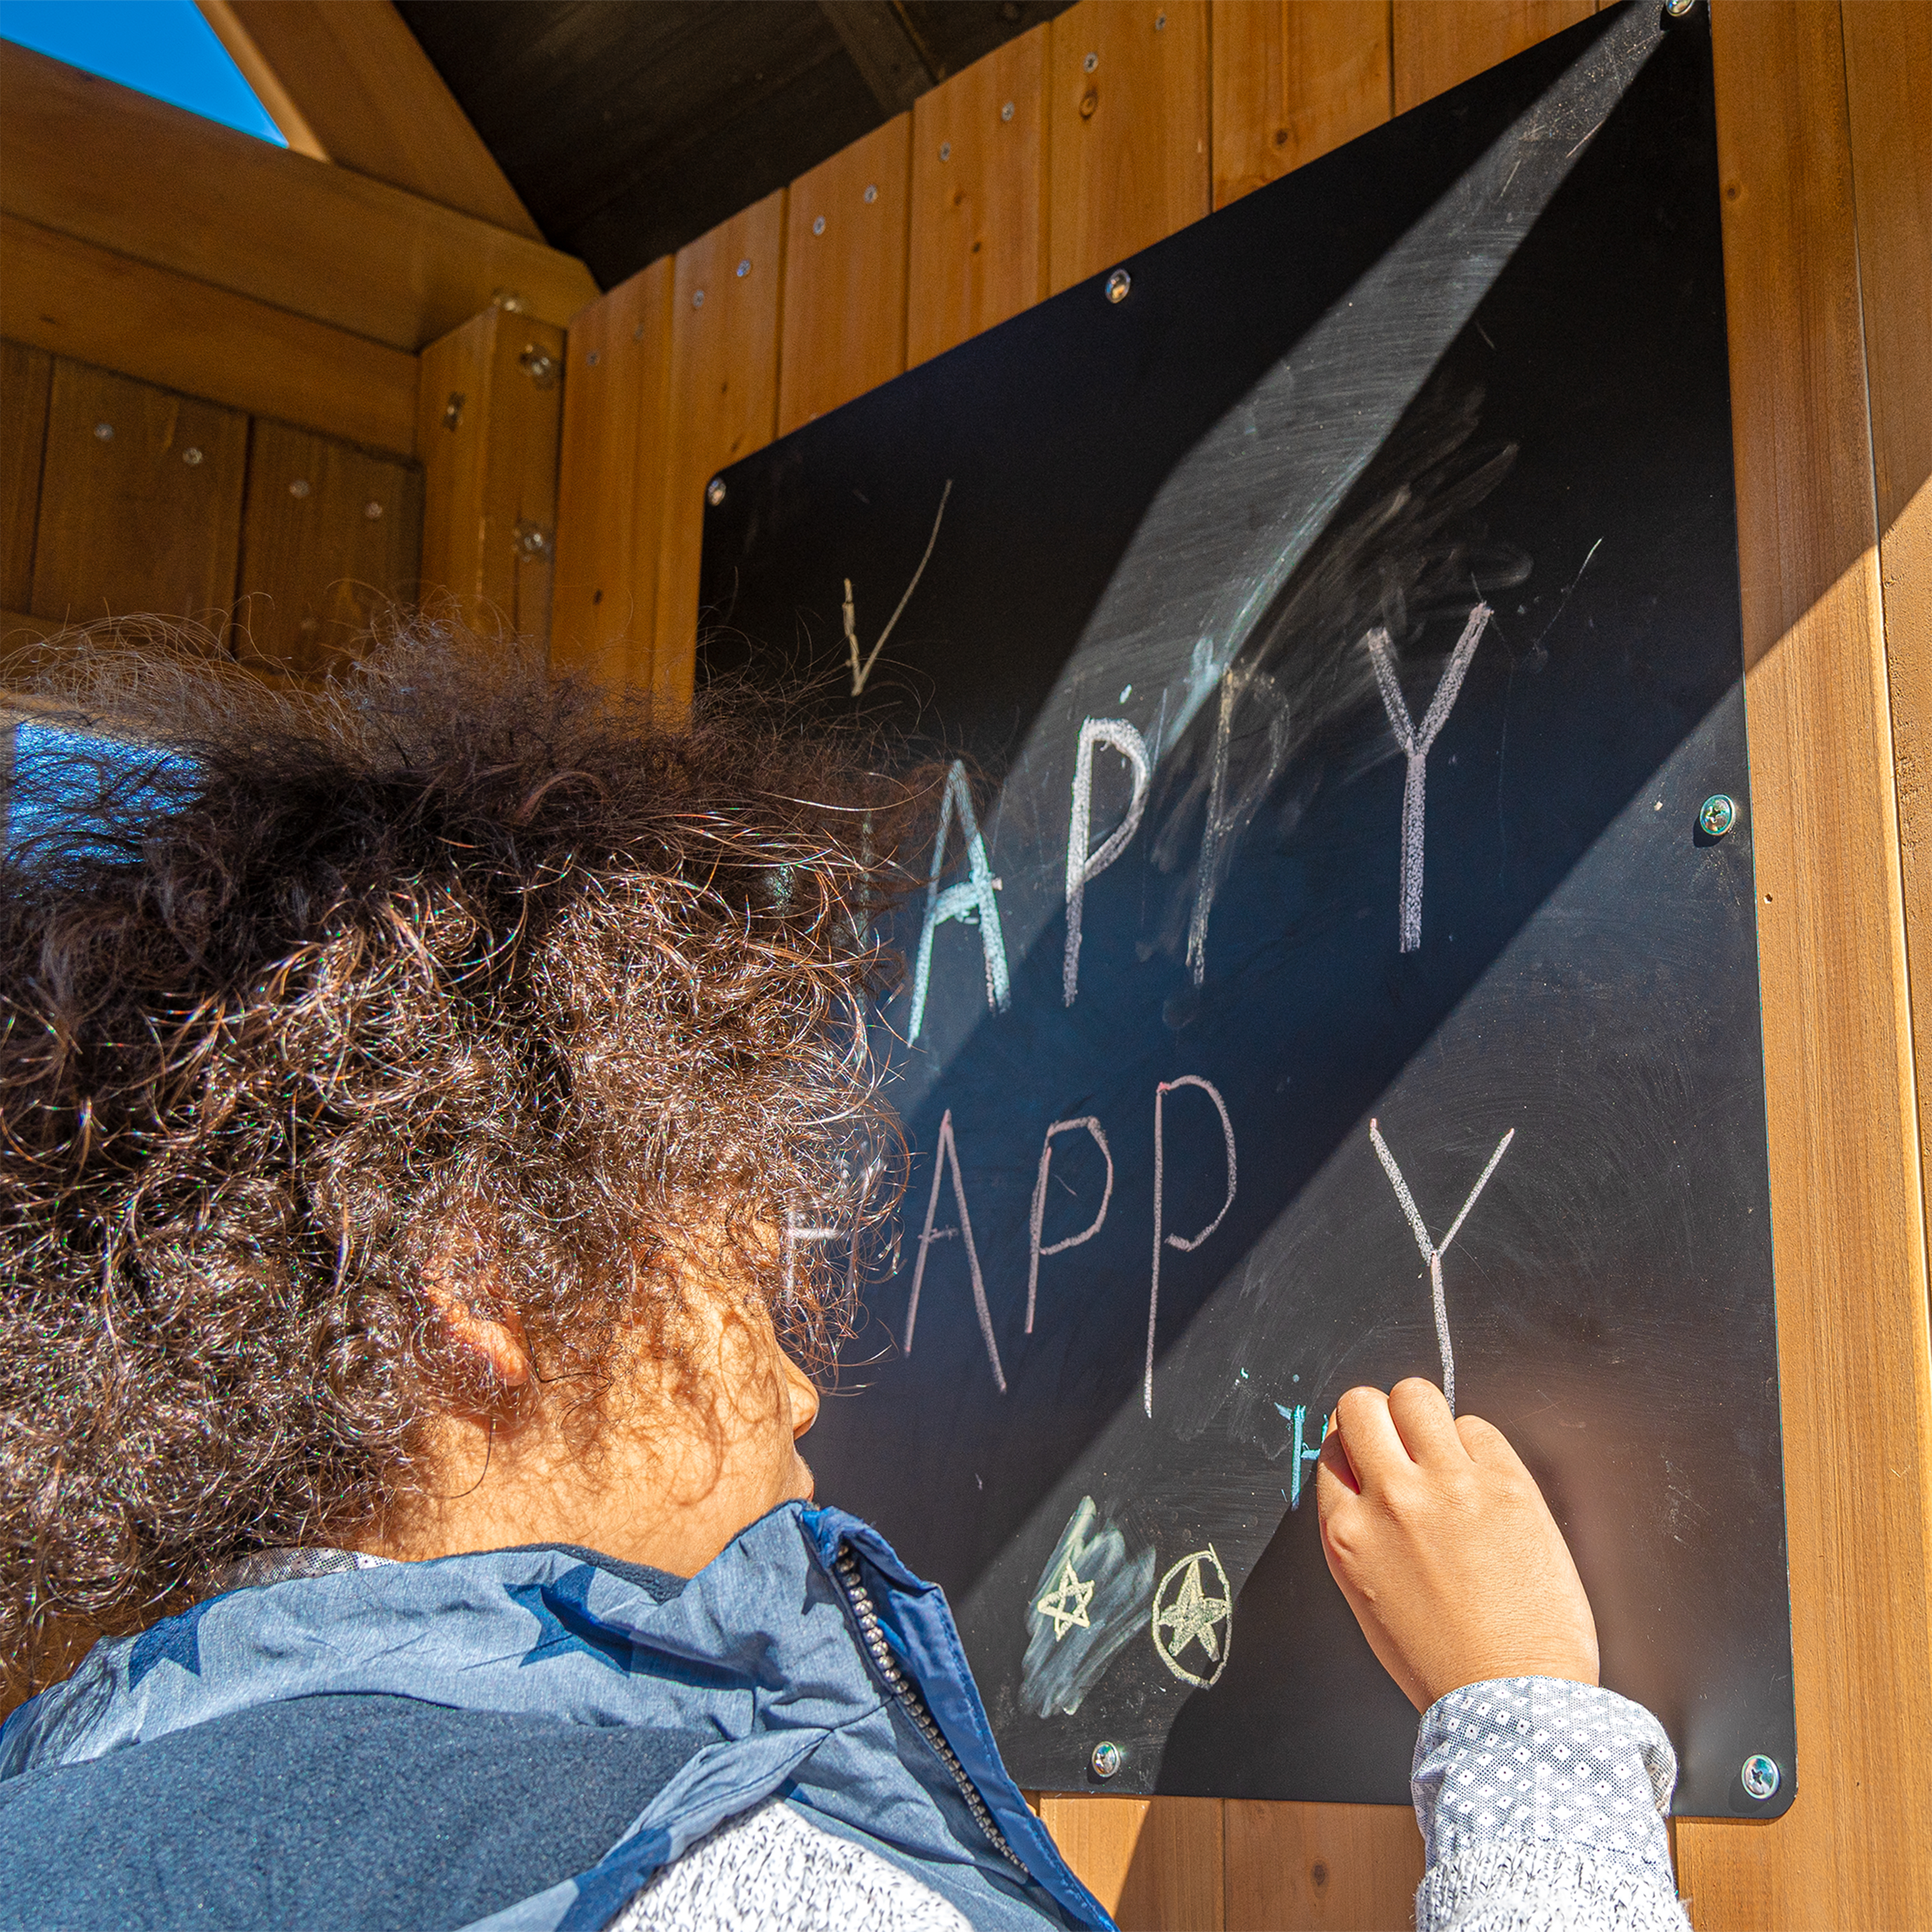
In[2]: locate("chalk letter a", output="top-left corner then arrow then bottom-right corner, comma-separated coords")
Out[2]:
905,1108 -> 1007,1394
909,761 -> 1010,1042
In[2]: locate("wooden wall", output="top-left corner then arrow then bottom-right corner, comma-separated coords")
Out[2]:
0,25 -> 590,674
549,3 -> 1932,1926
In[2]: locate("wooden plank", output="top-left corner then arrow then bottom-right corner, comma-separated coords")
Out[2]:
1,215 -> 418,459
779,113 -> 912,435
1038,1794 -> 1224,1931
1223,1799 -> 1423,1931
1669,5 -> 1932,1927
1046,0 -> 1211,295
416,307 -> 565,647
1,341 -> 52,613
232,419 -> 423,675
907,24 -> 1049,368
650,190 -> 786,709
1391,1 -> 1596,115
550,258 -> 676,689
197,1 -> 544,239
1210,1 -> 1392,211
1843,0 -> 1932,1285
0,42 -> 595,352
29,361 -> 246,627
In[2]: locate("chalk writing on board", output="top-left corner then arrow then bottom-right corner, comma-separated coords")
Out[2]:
1186,667 -> 1293,987
1368,1117 -> 1515,1413
905,1107 -> 1007,1393
1021,1497 -> 1157,1718
1027,1115 -> 1114,1334
908,760 -> 1010,1042
1035,1559 -> 1095,1638
1273,1403 -> 1327,1509
1366,601 -> 1493,951
1063,717 -> 1151,1005
842,479 -> 952,697
1148,1077 -> 1237,1418
1151,1545 -> 1233,1689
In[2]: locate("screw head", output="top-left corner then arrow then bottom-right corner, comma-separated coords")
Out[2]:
364,500 -> 384,520
1663,0 -> 1697,15
706,477 -> 726,508
93,422 -> 114,441
1001,100 -> 1014,121
938,143 -> 951,162
736,258 -> 752,277
864,183 -> 878,202
1083,50 -> 1098,71
813,214 -> 826,235
289,478 -> 311,499
1105,267 -> 1132,304
586,348 -> 600,367
692,289 -> 706,308
1699,793 -> 1737,837
181,446 -> 203,466
1741,1753 -> 1779,1801
1090,1740 -> 1122,1779
1155,10 -> 1168,26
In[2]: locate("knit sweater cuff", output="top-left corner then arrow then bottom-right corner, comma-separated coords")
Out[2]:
1411,1678 -> 1687,1932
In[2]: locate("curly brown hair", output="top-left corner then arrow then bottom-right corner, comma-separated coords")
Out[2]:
0,623 -> 909,1674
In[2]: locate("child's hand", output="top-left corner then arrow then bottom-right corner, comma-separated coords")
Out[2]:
1315,1378 -> 1600,1712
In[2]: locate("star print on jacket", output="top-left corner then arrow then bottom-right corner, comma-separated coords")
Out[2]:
505,1564 -> 638,1672
127,1596 -> 225,1687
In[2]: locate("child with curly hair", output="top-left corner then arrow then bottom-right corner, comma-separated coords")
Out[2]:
0,629 -> 1687,1931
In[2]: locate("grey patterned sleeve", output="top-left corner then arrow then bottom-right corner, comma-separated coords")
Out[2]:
1410,1678 -> 1692,1932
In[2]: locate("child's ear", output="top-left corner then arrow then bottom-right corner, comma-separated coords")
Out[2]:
422,1271 -> 533,1388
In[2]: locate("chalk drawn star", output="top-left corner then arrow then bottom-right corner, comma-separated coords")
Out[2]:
1151,1546 -> 1232,1689
505,1565 -> 636,1673
128,1596 -> 223,1688
1035,1558 -> 1095,1640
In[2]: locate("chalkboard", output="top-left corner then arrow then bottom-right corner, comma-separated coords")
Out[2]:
697,3 -> 1795,1817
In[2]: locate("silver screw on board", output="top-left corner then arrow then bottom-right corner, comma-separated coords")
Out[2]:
737,258 -> 752,277
182,446 -> 203,466
1741,1754 -> 1779,1801
93,422 -> 113,441
1001,100 -> 1014,121
1090,1741 -> 1122,1780
1083,51 -> 1099,72
1105,267 -> 1132,304
813,215 -> 826,234
1663,0 -> 1698,16
1699,793 -> 1736,837
706,477 -> 726,507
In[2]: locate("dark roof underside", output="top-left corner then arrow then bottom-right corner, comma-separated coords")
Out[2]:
397,1 -> 1074,290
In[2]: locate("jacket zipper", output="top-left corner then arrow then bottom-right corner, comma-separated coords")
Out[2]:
831,1540 -> 1028,1873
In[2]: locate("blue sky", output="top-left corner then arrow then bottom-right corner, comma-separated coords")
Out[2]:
0,0 -> 283,143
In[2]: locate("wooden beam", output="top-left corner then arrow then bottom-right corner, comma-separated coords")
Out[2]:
1390,1 -> 1596,115
197,1 -> 545,241
1037,1793 -> 1224,1931
779,113 -> 911,435
908,24 -> 1049,368
1670,4 -> 1932,1925
1,215 -> 419,459
652,190 -> 786,710
1046,0 -> 1211,296
1,343 -> 52,614
1842,0 -> 1932,1287
551,258 -> 676,690
0,42 -> 596,354
1211,1 -> 1392,211
416,307 -> 564,647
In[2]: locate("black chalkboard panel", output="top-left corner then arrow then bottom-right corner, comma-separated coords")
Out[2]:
697,2 -> 1794,1817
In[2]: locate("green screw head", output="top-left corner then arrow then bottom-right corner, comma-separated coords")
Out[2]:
1090,1740 -> 1123,1780
1699,793 -> 1737,838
